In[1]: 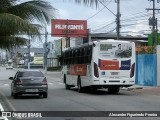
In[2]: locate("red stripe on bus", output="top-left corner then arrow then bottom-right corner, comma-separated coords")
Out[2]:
70,64 -> 87,76
99,59 -> 119,70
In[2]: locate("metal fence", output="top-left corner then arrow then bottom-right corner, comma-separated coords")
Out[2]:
135,54 -> 157,86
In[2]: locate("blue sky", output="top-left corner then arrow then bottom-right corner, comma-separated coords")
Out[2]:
47,0 -> 152,35
31,0 -> 160,45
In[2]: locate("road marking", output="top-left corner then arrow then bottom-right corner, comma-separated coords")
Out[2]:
0,103 -> 9,120
58,82 -> 64,85
48,82 -> 64,86
0,91 -> 16,112
0,84 -> 10,87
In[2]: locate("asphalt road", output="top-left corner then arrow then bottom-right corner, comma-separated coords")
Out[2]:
0,67 -> 160,120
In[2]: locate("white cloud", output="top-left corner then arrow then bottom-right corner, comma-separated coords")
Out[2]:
128,20 -> 151,36
57,9 -> 70,19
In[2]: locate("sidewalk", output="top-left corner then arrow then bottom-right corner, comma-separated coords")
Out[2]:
121,85 -> 152,90
121,85 -> 160,96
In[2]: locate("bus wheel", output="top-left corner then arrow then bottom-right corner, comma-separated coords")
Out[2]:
65,84 -> 71,90
64,75 -> 70,90
108,87 -> 120,94
77,77 -> 84,93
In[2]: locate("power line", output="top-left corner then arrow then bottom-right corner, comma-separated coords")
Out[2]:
98,0 -> 116,16
90,1 -> 153,33
87,0 -> 113,20
92,21 -> 116,32
87,7 -> 105,20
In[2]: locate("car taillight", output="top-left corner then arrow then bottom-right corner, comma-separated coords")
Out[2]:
42,77 -> 48,85
94,62 -> 99,78
130,63 -> 135,78
16,78 -> 22,85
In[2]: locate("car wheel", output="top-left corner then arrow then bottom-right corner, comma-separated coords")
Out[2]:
13,93 -> 18,99
43,92 -> 48,98
77,77 -> 84,93
11,91 -> 13,96
39,93 -> 43,97
65,84 -> 71,90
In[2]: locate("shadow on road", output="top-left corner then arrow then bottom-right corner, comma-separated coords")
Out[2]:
67,88 -> 134,96
9,94 -> 45,99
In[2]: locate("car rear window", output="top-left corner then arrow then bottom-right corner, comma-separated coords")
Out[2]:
18,71 -> 44,77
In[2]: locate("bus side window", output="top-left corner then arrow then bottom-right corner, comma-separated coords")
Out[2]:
59,55 -> 63,65
68,51 -> 70,65
72,50 -> 75,64
66,51 -> 68,65
77,49 -> 81,64
71,50 -> 73,64
67,51 -> 69,65
63,52 -> 66,65
69,51 -> 72,65
75,49 -> 78,64
88,46 -> 92,63
80,48 -> 84,64
83,47 -> 87,63
86,47 -> 88,63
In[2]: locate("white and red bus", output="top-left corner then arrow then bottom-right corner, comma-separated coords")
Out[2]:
61,39 -> 135,93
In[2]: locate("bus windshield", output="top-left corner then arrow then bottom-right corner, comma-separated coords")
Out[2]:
99,43 -> 132,58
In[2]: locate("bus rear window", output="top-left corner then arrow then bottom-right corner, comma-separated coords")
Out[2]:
99,43 -> 132,58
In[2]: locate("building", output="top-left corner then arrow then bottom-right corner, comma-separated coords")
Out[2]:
7,47 -> 45,68
46,41 -> 59,68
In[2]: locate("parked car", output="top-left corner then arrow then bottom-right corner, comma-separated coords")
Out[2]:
9,70 -> 48,98
1,64 -> 5,67
6,64 -> 13,69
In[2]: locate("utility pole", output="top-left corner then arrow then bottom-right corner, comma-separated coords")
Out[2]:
28,38 -> 31,63
44,23 -> 48,74
147,0 -> 160,53
5,50 -> 8,62
27,38 -> 31,69
116,0 -> 120,40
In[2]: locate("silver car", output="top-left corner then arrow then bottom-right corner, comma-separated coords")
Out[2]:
9,70 -> 48,98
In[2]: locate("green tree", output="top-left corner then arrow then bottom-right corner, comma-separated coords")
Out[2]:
72,0 -> 107,7
0,0 -> 56,49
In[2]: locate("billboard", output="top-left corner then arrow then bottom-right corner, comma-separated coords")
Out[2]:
33,57 -> 43,64
51,19 -> 87,37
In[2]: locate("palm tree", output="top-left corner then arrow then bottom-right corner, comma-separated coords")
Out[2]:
0,0 -> 56,49
73,0 -> 107,7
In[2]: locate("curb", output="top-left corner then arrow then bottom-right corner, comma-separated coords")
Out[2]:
121,86 -> 143,91
121,86 -> 159,91
0,91 -> 18,120
0,103 -> 9,120
0,91 -> 16,112
127,87 -> 143,91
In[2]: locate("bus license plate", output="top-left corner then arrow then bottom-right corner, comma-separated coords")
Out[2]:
25,89 -> 38,92
111,72 -> 119,75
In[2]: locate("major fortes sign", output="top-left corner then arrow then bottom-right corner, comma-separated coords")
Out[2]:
51,19 -> 87,37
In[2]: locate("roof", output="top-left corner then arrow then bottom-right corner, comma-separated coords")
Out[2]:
91,33 -> 148,41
